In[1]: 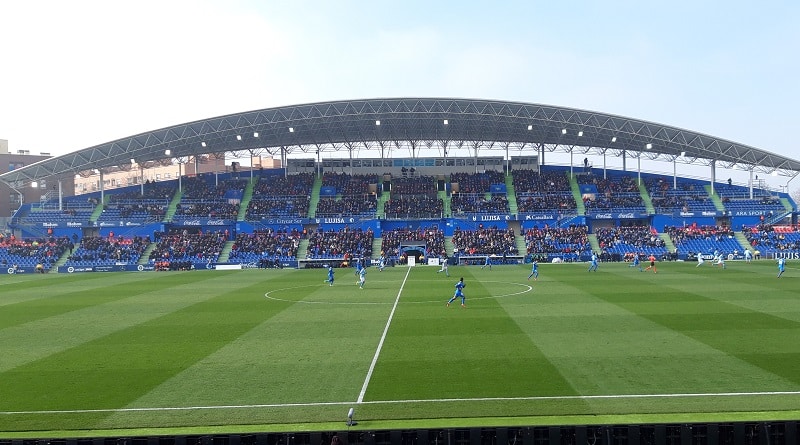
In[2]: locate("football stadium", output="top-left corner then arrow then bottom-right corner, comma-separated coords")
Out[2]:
2,98 -> 800,444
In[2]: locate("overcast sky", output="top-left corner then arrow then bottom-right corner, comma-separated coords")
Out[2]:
1,1 -> 798,190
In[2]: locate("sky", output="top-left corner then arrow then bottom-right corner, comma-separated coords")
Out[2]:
1,1 -> 799,192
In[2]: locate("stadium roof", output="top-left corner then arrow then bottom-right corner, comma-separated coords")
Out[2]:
2,97 -> 799,188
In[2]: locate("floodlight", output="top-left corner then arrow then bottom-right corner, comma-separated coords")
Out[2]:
131,158 -> 136,164
236,135 -> 242,141
680,151 -> 686,157
443,119 -> 449,125
289,127 -> 294,133
611,136 -> 617,142
375,120 -> 381,126
201,142 -> 207,147
31,181 -> 38,188
646,143 -> 653,149
164,150 -> 171,156
578,131 -> 583,137
253,132 -> 259,137
527,125 -> 532,130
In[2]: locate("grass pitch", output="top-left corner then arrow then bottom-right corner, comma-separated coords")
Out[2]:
1,260 -> 799,436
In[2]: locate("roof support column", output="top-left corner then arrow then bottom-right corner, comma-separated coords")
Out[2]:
474,143 -> 479,173
710,160 -> 716,195
539,143 -> 545,167
178,162 -> 183,194
603,152 -> 607,180
281,146 -> 287,178
317,148 -> 322,177
140,164 -> 144,195
637,156 -> 641,185
673,158 -> 677,190
749,169 -> 754,199
622,150 -> 626,172
99,170 -> 104,204
569,147 -> 573,177
58,179 -> 63,212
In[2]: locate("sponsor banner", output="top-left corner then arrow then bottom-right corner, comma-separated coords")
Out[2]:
263,218 -> 305,225
313,217 -> 357,224
58,264 -> 156,273
489,184 -> 507,194
732,210 -> 766,217
677,211 -> 720,217
176,219 -> 233,226
42,222 -> 60,227
591,212 -> 647,220
468,214 -> 512,222
6,266 -> 38,274
521,213 -> 556,221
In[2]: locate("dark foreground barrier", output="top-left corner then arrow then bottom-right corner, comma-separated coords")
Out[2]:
2,422 -> 798,445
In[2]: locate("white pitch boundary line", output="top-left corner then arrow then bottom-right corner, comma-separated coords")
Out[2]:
356,266 -> 412,404
4,391 -> 800,416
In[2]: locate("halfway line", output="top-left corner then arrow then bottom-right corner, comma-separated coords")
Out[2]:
357,266 -> 412,403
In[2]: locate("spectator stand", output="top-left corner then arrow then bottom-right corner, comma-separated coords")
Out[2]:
384,176 -> 444,219
450,171 -> 509,216
64,235 -> 150,268
379,226 -> 445,264
0,236 -> 71,272
148,229 -> 228,270
246,173 -> 314,220
665,224 -> 743,261
642,175 -> 717,215
742,223 -> 800,258
579,172 -> 646,216
594,225 -> 667,262
316,173 -> 379,218
513,169 -> 576,219
713,182 -> 787,217
451,226 -> 520,265
523,225 -> 590,263
299,227 -> 375,269
227,228 -> 301,268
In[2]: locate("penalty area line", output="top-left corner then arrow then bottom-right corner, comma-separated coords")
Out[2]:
4,391 -> 800,416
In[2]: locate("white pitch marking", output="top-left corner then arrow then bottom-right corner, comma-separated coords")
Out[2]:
356,266 -> 412,403
3,390 -> 800,415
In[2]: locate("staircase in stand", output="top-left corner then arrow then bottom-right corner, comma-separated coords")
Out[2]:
569,173 -> 586,215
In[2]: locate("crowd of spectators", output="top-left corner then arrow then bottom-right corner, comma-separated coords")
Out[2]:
594,226 -> 665,252
644,177 -> 714,213
524,225 -> 589,261
512,170 -> 571,193
391,176 -> 437,196
579,174 -> 644,211
148,230 -> 227,265
451,193 -> 509,214
66,235 -> 149,264
452,226 -> 518,256
380,227 -> 445,259
450,171 -> 505,194
305,227 -> 374,259
743,224 -> 800,252
228,228 -> 302,266
0,235 -> 72,269
664,224 -> 735,245
322,173 -> 378,195
384,196 -> 444,219
315,195 -> 377,217
246,173 -> 314,219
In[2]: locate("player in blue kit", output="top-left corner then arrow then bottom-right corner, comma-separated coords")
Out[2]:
324,266 -> 335,286
357,266 -> 366,288
777,257 -> 786,278
629,254 -> 643,271
588,252 -> 598,272
446,277 -> 467,308
480,255 -> 492,270
527,260 -> 538,281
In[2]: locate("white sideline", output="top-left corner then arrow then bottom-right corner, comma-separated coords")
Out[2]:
356,266 -> 412,403
3,391 -> 800,415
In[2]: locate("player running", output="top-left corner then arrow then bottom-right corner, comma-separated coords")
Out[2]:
629,254 -> 643,271
744,249 -> 752,263
777,257 -> 786,278
644,254 -> 658,273
446,277 -> 467,308
437,254 -> 450,277
528,259 -> 539,280
480,255 -> 492,270
696,253 -> 705,267
588,252 -> 598,272
324,266 -> 335,286
357,266 -> 366,288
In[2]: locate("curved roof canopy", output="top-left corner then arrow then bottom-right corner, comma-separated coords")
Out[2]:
2,97 -> 799,188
